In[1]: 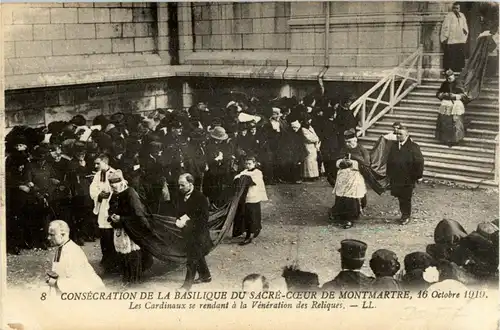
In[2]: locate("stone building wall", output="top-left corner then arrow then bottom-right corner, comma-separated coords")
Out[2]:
5,79 -> 182,129
192,2 -> 291,51
3,2 -> 173,90
2,3 -> 179,128
180,1 -> 450,73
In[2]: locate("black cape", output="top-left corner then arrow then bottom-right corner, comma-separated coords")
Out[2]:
119,176 -> 251,263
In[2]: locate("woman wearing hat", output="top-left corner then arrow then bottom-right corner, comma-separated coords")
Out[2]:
435,69 -> 468,147
203,126 -> 235,208
300,114 -> 320,181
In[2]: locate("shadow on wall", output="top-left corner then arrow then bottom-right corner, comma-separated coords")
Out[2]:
4,79 -> 181,128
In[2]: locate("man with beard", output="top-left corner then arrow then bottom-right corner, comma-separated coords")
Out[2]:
184,128 -> 208,192
239,121 -> 262,162
176,173 -> 213,291
263,107 -> 288,184
25,145 -> 58,249
203,127 -> 234,208
47,143 -> 72,223
67,142 -> 94,245
163,121 -> 189,202
141,141 -> 169,213
320,106 -> 340,187
281,119 -> 307,184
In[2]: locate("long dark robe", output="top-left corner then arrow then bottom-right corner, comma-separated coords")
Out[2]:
460,34 -> 498,101
331,144 -> 370,221
117,177 -> 251,263
435,80 -> 467,144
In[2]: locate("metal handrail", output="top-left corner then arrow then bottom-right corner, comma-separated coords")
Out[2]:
350,44 -> 424,136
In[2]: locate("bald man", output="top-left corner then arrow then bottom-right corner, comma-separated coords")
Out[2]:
386,125 -> 424,225
47,220 -> 105,293
176,173 -> 213,290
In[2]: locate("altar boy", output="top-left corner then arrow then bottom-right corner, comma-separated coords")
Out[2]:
234,156 -> 268,245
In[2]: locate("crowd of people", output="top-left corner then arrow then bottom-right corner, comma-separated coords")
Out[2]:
243,218 -> 499,292
3,83 -> 494,293
5,91 -> 362,256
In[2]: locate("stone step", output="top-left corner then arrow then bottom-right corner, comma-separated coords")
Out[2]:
392,106 -> 499,121
382,113 -> 499,131
424,160 -> 495,180
407,91 -> 499,103
422,150 -> 494,168
370,121 -> 498,140
422,78 -> 499,86
422,170 -> 497,188
400,98 -> 499,111
415,85 -> 499,98
361,139 -> 496,183
359,135 -> 495,158
364,128 -> 496,150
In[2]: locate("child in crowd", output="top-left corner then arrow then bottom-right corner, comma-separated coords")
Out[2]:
234,156 -> 268,245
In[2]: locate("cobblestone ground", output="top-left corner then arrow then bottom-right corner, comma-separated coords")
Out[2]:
6,178 -> 499,292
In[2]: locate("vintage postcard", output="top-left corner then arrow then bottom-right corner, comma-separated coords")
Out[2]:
1,1 -> 499,329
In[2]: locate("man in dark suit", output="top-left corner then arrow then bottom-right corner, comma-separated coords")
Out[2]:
321,239 -> 373,290
176,173 -> 213,290
386,124 -> 424,225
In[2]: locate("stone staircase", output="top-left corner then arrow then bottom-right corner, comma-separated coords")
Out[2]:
359,77 -> 499,187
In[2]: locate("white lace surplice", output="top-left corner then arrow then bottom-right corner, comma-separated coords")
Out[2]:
113,228 -> 141,254
439,99 -> 465,115
333,160 -> 367,199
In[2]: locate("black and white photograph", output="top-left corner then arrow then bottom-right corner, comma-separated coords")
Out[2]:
1,1 -> 499,329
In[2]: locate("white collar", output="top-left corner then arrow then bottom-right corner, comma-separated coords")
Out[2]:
399,136 -> 409,146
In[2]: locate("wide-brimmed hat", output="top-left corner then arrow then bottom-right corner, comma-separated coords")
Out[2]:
210,126 -> 228,140
70,115 -> 87,126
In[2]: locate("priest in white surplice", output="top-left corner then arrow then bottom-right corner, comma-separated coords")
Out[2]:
46,220 -> 105,293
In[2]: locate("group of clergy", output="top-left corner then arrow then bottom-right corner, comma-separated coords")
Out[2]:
5,91 -> 358,256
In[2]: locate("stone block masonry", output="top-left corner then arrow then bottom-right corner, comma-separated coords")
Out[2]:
4,3 -> 171,90
5,78 -> 180,128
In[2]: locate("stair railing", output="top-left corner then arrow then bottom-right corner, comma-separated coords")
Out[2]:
350,44 -> 424,136
495,134 -> 499,184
